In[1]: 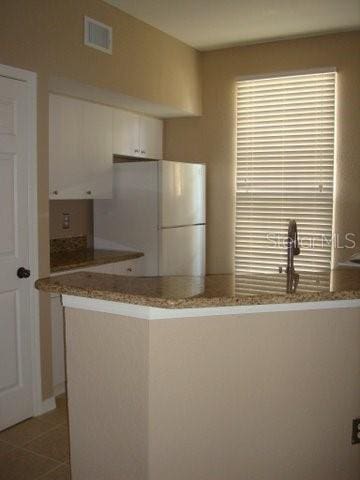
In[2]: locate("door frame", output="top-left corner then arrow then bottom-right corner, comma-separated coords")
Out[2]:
0,63 -> 44,416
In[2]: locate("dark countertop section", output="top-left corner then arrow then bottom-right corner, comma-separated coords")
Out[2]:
36,268 -> 360,309
50,249 -> 144,273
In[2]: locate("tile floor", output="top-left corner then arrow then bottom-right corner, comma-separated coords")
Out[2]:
0,394 -> 71,479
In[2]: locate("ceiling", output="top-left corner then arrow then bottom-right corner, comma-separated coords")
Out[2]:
103,0 -> 360,50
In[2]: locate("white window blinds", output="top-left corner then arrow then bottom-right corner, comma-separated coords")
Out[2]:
235,71 -> 336,274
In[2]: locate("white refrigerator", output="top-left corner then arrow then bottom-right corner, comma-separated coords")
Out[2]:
94,160 -> 206,276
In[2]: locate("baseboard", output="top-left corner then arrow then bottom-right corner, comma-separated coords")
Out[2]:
53,382 -> 66,397
35,396 -> 56,416
33,383 -> 66,417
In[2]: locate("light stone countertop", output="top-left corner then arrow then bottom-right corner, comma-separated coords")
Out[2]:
35,268 -> 360,309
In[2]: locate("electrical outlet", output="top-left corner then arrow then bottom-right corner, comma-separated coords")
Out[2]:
62,212 -> 70,230
352,418 -> 360,444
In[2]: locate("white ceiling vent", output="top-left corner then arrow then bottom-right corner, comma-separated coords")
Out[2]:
84,16 -> 112,54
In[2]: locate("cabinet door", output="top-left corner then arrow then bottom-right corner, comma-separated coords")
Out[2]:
49,95 -> 113,200
82,263 -> 115,274
139,116 -> 163,160
82,102 -> 113,199
112,258 -> 144,276
49,95 -> 84,199
112,109 -> 140,157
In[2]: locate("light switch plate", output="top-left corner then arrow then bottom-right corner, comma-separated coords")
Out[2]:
62,212 -> 70,230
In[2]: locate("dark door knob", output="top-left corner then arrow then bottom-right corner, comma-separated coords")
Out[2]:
17,267 -> 31,279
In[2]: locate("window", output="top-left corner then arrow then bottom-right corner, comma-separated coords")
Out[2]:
235,71 -> 336,276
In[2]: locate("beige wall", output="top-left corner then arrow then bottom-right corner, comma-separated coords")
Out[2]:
165,31 -> 360,274
148,307 -> 360,480
0,0 -> 201,116
64,306 -> 360,479
66,310 -> 149,480
0,0 -> 201,399
49,200 -> 93,241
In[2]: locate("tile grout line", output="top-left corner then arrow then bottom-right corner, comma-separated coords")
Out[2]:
35,461 -> 70,480
0,439 -> 66,465
0,441 -> 64,479
0,422 -> 61,449
18,441 -> 69,465
0,397 -> 70,477
0,438 -> 17,454
22,422 -> 70,464
1,423 -> 70,464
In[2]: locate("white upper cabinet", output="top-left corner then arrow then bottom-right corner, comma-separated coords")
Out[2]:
49,95 -> 163,200
49,94 -> 113,200
139,115 -> 163,160
49,95 -> 83,199
82,101 -> 113,199
113,109 -> 163,160
112,109 -> 140,157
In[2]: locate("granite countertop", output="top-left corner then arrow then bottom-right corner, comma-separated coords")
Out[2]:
50,249 -> 144,273
35,268 -> 360,309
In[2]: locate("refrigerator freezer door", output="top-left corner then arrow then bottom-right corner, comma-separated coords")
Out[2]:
159,225 -> 206,276
159,161 -> 206,227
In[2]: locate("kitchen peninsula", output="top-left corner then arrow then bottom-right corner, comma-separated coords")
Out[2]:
35,270 -> 360,480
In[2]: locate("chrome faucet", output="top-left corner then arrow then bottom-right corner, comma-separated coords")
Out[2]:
286,219 -> 300,293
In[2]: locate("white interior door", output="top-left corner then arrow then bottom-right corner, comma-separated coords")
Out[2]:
0,75 -> 34,430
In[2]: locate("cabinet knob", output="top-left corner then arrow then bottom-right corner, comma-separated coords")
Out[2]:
52,190 -> 58,195
134,149 -> 139,153
141,150 -> 145,154
126,267 -> 132,272
86,190 -> 92,195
